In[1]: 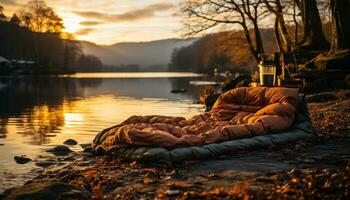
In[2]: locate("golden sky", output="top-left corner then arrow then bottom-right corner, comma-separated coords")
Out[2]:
1,0 -> 182,45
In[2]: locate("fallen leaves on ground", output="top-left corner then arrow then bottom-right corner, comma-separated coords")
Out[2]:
5,93 -> 350,199
309,99 -> 350,138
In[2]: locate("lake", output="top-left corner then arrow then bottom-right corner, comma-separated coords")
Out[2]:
0,72 -> 224,191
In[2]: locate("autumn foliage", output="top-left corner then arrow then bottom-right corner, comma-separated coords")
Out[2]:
169,29 -> 277,73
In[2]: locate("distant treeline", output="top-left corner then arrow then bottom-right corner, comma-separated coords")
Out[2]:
0,1 -> 103,75
0,21 -> 77,74
169,29 -> 277,73
100,65 -> 141,72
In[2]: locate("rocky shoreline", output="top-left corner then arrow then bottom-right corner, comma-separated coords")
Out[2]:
1,90 -> 349,200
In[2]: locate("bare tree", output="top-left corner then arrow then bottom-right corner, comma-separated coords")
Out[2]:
17,0 -> 64,34
263,0 -> 293,53
0,5 -> 6,21
10,14 -> 20,25
181,0 -> 268,61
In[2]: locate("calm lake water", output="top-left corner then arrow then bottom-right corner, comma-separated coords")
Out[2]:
0,72 -> 222,191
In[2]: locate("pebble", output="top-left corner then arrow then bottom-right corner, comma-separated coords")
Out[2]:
83,147 -> 93,153
14,155 -> 32,164
61,156 -> 76,162
46,145 -> 73,156
63,139 -> 78,145
165,190 -> 180,196
35,161 -> 56,168
80,143 -> 91,149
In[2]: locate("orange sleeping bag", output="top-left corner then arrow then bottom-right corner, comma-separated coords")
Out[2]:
96,87 -> 299,151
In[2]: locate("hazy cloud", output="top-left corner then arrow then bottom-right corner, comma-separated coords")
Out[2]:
1,0 -> 18,5
79,21 -> 103,26
75,28 -> 95,35
73,2 -> 174,22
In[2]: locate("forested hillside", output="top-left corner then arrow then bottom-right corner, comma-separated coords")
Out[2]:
81,38 -> 194,71
0,21 -> 79,73
169,29 -> 278,73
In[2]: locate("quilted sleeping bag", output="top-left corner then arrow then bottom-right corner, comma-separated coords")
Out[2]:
93,87 -> 301,152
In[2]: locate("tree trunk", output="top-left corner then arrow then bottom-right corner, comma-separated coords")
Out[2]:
329,0 -> 350,52
277,14 -> 292,52
298,0 -> 329,50
241,20 -> 264,62
293,0 -> 299,46
302,0 -> 350,71
274,18 -> 284,53
265,0 -> 293,53
272,0 -> 293,52
253,21 -> 265,57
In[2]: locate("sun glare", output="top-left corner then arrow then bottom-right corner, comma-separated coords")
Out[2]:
60,12 -> 83,34
64,113 -> 84,126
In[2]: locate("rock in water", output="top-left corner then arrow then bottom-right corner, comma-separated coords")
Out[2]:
2,182 -> 90,200
35,161 -> 56,168
171,89 -> 187,93
63,139 -> 78,145
47,145 -> 72,156
79,143 -> 91,149
14,155 -> 32,164
83,147 -> 93,153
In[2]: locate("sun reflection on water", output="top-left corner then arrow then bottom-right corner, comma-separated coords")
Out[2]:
1,95 -> 204,147
0,73 -> 209,192
64,113 -> 84,126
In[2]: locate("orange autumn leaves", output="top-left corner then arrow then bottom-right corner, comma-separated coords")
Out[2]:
309,99 -> 350,137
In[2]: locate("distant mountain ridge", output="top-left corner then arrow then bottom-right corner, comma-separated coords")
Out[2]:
80,38 -> 195,71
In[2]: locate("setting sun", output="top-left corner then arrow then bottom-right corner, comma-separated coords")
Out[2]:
1,0 -> 181,45
60,12 -> 83,34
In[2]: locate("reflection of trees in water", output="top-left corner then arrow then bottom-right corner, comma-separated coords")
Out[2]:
15,105 -> 65,145
0,77 -> 80,118
0,118 -> 8,139
78,78 -> 102,88
0,77 -> 102,144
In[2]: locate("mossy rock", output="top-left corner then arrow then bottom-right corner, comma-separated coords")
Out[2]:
46,145 -> 72,156
304,49 -> 350,71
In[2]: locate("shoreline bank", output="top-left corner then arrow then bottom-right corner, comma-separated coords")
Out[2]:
1,89 -> 349,199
